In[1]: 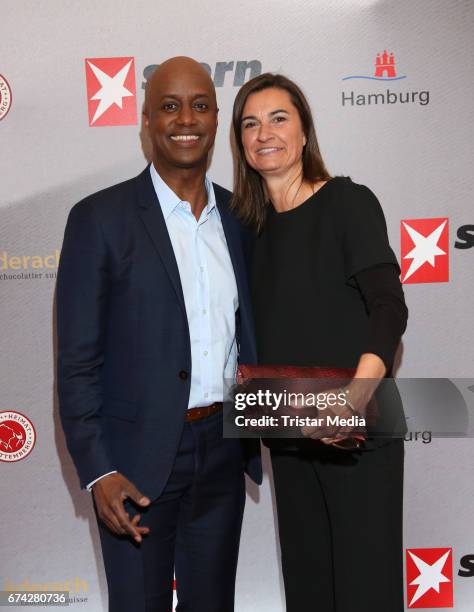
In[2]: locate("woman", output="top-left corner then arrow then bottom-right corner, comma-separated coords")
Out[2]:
231,73 -> 408,612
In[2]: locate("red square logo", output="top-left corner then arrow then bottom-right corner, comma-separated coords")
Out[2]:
406,548 -> 453,608
400,218 -> 449,284
85,57 -> 137,127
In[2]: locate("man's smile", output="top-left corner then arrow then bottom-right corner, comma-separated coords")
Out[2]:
170,134 -> 201,143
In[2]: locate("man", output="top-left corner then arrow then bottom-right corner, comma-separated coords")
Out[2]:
57,56 -> 261,612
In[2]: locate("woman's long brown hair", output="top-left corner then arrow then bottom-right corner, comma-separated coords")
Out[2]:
231,73 -> 331,230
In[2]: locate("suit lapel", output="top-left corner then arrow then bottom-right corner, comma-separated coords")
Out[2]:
215,189 -> 246,297
215,187 -> 257,363
134,167 -> 187,317
217,203 -> 243,286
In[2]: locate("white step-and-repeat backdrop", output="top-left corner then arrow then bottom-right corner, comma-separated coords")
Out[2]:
1,1 -> 473,610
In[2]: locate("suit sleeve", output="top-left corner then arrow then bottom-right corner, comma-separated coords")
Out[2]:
56,200 -> 114,488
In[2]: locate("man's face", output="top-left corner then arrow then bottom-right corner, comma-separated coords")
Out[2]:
144,66 -> 218,171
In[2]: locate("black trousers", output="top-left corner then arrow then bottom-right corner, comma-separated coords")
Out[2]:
95,411 -> 246,612
270,439 -> 404,612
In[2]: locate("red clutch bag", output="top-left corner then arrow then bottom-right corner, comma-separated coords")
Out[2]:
237,364 -> 355,383
236,364 -> 373,450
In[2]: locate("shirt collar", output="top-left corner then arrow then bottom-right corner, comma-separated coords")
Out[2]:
149,163 -> 217,221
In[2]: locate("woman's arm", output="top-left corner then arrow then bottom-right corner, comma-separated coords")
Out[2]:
314,263 -> 408,443
347,263 -> 408,410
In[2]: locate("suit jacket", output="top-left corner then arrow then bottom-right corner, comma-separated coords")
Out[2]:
56,166 -> 262,499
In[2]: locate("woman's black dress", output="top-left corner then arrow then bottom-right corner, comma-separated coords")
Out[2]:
251,177 -> 408,612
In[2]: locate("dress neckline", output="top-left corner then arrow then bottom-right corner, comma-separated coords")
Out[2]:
268,177 -> 338,217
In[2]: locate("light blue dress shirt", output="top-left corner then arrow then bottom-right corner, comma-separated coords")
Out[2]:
149,163 -> 239,409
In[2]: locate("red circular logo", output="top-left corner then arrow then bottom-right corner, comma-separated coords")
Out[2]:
0,74 -> 12,121
0,411 -> 36,462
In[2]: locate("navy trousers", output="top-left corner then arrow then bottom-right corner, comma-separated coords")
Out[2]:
95,411 -> 246,612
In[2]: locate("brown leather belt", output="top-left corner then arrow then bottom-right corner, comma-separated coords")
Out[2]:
185,402 -> 223,422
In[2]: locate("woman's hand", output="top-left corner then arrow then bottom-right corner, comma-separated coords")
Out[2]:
321,382 -> 369,444
303,353 -> 386,446
300,385 -> 367,442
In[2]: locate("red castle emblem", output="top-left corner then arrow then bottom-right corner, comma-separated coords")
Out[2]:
374,50 -> 397,78
342,50 -> 406,82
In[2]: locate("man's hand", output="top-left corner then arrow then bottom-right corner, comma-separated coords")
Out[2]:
92,473 -> 151,542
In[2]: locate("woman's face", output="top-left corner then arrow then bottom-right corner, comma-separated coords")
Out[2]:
240,87 -> 307,179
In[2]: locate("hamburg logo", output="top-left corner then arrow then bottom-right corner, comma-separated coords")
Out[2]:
85,57 -> 137,127
341,51 -> 429,107
401,218 -> 449,284
406,548 -> 453,608
0,74 -> 12,121
342,50 -> 407,81
0,411 -> 36,462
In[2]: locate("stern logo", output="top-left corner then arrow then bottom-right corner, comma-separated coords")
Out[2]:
406,548 -> 453,608
142,60 -> 262,90
85,57 -> 137,127
401,218 -> 449,283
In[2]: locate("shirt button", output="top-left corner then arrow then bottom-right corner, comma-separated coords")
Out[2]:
204,393 -> 209,398
178,370 -> 189,380
202,309 -> 207,315
203,351 -> 208,357
200,266 -> 204,272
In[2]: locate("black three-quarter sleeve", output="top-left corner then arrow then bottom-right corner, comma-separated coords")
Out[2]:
334,180 -> 407,371
340,182 -> 400,280
354,263 -> 408,372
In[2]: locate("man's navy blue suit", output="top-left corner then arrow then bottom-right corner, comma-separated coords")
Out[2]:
57,166 -> 262,610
